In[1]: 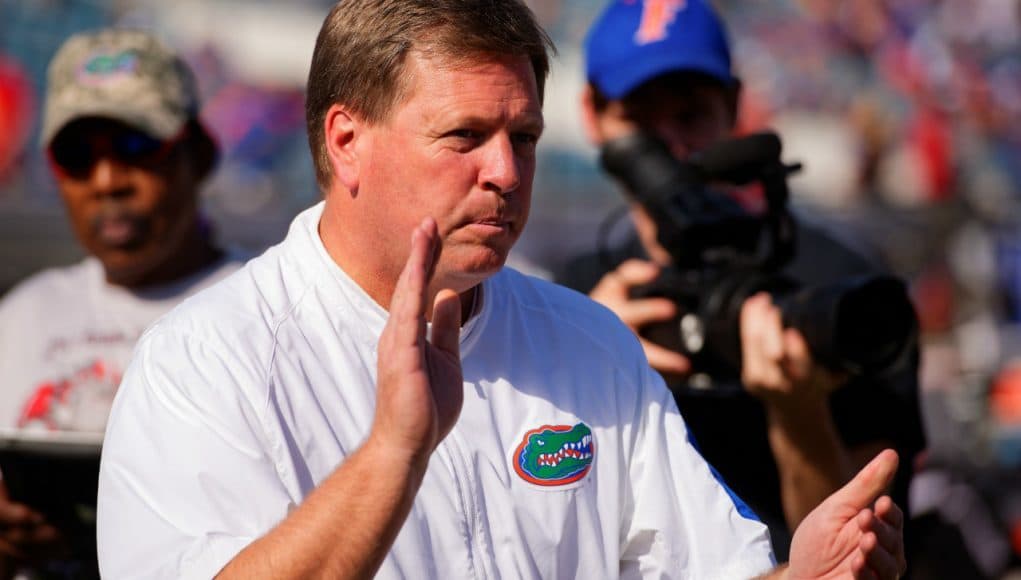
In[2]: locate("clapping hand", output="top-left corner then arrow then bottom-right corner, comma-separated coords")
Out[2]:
371,217 -> 464,468
787,450 -> 906,580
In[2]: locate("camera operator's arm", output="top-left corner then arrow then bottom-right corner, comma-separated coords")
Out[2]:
590,259 -> 692,376
0,480 -> 66,575
740,293 -> 854,530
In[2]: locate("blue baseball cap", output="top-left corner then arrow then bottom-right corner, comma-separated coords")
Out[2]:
585,0 -> 737,100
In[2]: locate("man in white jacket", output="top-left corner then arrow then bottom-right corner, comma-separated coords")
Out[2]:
97,1 -> 906,578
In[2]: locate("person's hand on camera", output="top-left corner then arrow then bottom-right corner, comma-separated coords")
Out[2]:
740,292 -> 855,529
589,259 -> 692,377
740,292 -> 845,404
0,480 -> 67,570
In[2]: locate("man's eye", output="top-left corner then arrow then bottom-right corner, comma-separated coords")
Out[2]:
448,129 -> 482,140
512,133 -> 540,153
513,133 -> 539,146
675,110 -> 700,126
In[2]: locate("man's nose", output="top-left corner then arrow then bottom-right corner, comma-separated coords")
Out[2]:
668,142 -> 692,161
657,126 -> 699,161
479,135 -> 521,195
87,156 -> 131,197
660,134 -> 694,161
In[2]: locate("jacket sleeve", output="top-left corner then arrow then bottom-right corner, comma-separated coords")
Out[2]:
620,364 -> 777,580
97,323 -> 291,580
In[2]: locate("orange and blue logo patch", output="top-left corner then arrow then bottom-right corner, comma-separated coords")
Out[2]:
631,0 -> 688,45
513,423 -> 595,486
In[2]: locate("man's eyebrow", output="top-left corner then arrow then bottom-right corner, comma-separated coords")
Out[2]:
512,113 -> 546,133
436,112 -> 545,134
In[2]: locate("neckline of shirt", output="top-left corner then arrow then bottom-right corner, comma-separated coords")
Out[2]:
300,201 -> 491,356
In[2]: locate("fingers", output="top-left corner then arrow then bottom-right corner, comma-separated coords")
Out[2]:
742,293 -> 784,358
589,259 -> 690,375
0,520 -> 65,561
859,525 -> 903,579
0,492 -> 49,561
389,218 -> 440,347
611,259 -> 661,286
831,449 -> 899,513
616,298 -> 677,329
0,494 -> 58,561
741,293 -> 846,396
589,260 -> 661,310
864,496 -> 907,575
740,293 -> 786,390
431,289 -> 461,358
590,264 -> 677,326
642,339 -> 692,375
781,328 -> 812,383
874,495 -> 904,532
0,496 -> 40,528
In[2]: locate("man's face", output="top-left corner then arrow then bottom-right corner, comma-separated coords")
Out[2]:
584,72 -> 737,264
614,72 -> 735,160
49,118 -> 203,287
355,52 -> 544,292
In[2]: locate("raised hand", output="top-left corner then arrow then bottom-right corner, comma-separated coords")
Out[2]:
371,217 -> 464,468
786,449 -> 907,580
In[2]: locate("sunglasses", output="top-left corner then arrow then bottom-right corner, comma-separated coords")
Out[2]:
48,126 -> 183,178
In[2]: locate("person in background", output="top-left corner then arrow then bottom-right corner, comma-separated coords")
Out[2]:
98,1 -> 904,578
555,0 -> 926,563
0,29 -> 242,577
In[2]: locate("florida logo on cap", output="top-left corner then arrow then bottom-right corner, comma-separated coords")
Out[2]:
513,423 -> 595,486
77,50 -> 139,85
632,0 -> 687,44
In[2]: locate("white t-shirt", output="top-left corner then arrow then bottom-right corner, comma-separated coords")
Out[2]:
97,202 -> 775,579
0,254 -> 242,433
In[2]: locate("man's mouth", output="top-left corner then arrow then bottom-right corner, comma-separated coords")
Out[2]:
93,214 -> 146,248
478,218 -> 510,227
469,218 -> 513,235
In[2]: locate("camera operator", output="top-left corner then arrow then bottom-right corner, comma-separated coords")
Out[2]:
556,0 -> 925,561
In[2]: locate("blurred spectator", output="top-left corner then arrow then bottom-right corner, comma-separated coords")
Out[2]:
0,29 -> 243,577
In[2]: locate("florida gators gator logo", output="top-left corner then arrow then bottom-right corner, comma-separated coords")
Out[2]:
513,423 -> 595,486
78,50 -> 140,85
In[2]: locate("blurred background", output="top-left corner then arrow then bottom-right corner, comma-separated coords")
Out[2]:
1,0 -> 1019,576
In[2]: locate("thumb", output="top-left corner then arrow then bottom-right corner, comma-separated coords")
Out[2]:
830,449 -> 899,511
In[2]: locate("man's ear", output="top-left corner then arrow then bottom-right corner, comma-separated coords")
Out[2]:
182,120 -> 219,184
324,104 -> 362,192
726,81 -> 742,130
579,85 -> 605,147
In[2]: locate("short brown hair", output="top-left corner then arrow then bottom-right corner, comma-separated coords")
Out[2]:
305,0 -> 555,191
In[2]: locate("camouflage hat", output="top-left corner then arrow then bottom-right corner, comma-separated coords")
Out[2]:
41,29 -> 199,148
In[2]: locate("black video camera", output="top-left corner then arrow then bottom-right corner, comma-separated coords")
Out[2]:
599,131 -> 918,390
